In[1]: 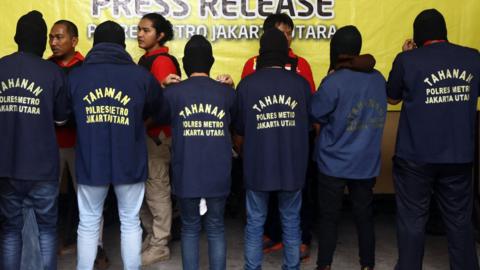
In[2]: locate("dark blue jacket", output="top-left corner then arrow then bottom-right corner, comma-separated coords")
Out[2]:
68,43 -> 165,186
311,69 -> 387,179
0,52 -> 68,181
165,76 -> 236,198
235,68 -> 310,191
387,42 -> 480,163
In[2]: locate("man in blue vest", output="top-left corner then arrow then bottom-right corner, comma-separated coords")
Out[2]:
67,21 -> 166,270
387,9 -> 480,270
0,11 -> 69,270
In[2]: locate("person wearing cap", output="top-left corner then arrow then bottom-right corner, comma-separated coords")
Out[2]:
311,25 -> 386,270
136,13 -> 180,265
67,21 -> 166,270
163,35 -> 236,270
387,9 -> 480,270
235,28 -> 310,270
0,10 -> 69,270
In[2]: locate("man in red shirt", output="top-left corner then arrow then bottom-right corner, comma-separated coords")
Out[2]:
137,13 -> 180,266
49,20 -> 109,269
240,13 -> 316,260
241,13 -> 316,93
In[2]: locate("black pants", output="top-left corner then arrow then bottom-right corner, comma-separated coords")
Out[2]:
393,156 -> 479,270
316,172 -> 375,268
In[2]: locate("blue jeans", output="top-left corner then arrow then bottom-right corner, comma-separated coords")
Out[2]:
0,178 -> 59,270
179,197 -> 227,270
244,190 -> 302,270
77,182 -> 144,270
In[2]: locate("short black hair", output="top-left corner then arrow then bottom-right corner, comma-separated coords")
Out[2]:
263,13 -> 294,31
53,20 -> 78,38
141,13 -> 174,46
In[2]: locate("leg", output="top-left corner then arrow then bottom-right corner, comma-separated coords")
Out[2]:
141,134 -> 172,264
29,181 -> 59,270
179,198 -> 201,270
393,157 -> 433,270
316,173 -> 346,269
114,182 -> 145,270
244,190 -> 269,270
435,164 -> 479,270
347,179 -> 375,269
0,179 -> 26,270
278,190 -> 302,270
77,184 -> 109,270
204,197 -> 227,270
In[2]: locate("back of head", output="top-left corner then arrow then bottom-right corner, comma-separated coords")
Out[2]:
14,10 -> 47,57
182,35 -> 214,77
413,9 -> 448,47
257,28 -> 289,70
329,25 -> 362,71
93,21 -> 126,48
141,13 -> 174,46
263,13 -> 294,31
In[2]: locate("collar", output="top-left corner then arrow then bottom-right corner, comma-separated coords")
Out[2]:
50,51 -> 84,68
423,40 -> 447,46
144,46 -> 169,57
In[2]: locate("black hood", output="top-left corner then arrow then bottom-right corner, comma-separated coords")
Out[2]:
14,10 -> 47,57
329,25 -> 362,72
182,35 -> 214,77
414,9 -> 448,47
257,28 -> 289,70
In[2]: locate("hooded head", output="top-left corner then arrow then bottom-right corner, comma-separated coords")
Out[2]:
329,25 -> 362,72
413,9 -> 447,47
14,10 -> 47,57
182,35 -> 214,77
256,28 -> 289,70
93,21 -> 126,48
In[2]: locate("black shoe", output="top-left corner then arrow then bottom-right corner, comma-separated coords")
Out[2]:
94,246 -> 110,270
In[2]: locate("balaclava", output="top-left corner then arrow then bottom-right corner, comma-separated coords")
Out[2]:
93,21 -> 126,48
14,10 -> 47,57
413,9 -> 448,47
256,28 -> 289,70
182,35 -> 214,77
329,25 -> 362,72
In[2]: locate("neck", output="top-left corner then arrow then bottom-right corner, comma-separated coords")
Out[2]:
190,72 -> 209,77
146,44 -> 162,53
56,51 -> 76,65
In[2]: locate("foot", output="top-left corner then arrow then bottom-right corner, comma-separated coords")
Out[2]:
300,244 -> 310,262
361,267 -> 374,270
94,246 -> 110,270
58,243 -> 76,256
141,245 -> 170,266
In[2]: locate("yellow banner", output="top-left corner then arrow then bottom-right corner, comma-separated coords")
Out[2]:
1,0 -> 479,110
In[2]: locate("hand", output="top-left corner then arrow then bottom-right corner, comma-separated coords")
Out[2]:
161,74 -> 181,87
216,74 -> 235,87
402,39 -> 417,52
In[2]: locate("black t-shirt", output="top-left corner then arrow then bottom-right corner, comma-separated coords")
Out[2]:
236,68 -> 310,191
0,52 -> 68,181
165,76 -> 236,198
387,42 -> 480,163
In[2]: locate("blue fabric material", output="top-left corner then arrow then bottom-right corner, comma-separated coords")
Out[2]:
0,52 -> 67,181
311,69 -> 387,179
235,68 -> 310,191
67,43 -> 166,185
164,76 -> 236,198
387,42 -> 480,163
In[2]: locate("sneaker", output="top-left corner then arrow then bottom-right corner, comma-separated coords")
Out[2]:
141,245 -> 170,266
94,246 -> 110,270
300,244 -> 310,261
